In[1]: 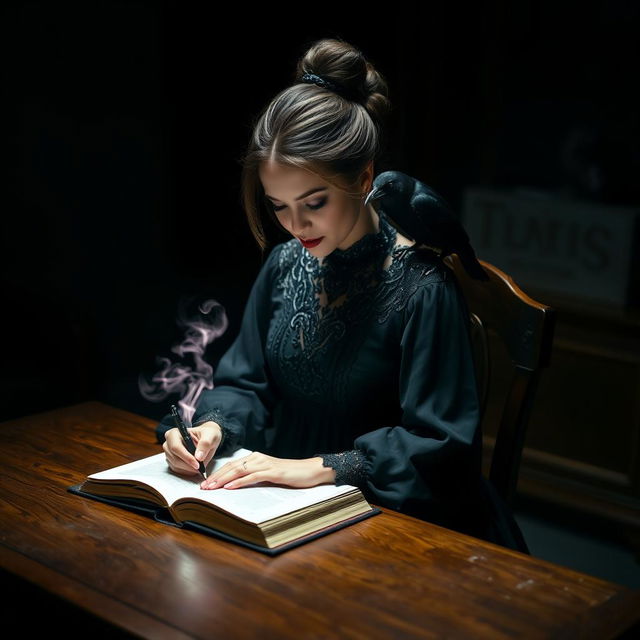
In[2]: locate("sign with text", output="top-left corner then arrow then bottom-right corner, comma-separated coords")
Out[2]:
461,187 -> 638,307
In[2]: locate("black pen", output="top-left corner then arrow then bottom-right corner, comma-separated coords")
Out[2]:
171,404 -> 207,480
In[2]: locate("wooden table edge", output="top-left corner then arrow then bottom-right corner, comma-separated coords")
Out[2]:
0,544 -> 192,640
572,586 -> 640,639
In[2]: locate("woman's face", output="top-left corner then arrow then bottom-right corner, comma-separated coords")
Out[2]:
259,160 -> 375,258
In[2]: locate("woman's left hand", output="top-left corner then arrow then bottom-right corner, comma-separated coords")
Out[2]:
200,452 -> 336,490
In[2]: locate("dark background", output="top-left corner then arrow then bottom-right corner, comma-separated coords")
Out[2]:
1,0 -> 638,426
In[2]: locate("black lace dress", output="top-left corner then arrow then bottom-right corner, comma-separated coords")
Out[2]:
155,211 -> 528,552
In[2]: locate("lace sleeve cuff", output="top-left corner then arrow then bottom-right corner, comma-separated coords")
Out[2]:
313,449 -> 369,487
191,407 -> 239,457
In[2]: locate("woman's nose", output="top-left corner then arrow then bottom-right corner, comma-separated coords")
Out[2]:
290,211 -> 310,235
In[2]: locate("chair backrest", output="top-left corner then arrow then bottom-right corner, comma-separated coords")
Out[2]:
443,254 -> 557,506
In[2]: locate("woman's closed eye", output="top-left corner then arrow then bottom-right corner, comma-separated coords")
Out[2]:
272,198 -> 327,213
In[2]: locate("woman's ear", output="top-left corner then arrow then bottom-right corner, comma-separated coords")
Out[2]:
360,160 -> 375,194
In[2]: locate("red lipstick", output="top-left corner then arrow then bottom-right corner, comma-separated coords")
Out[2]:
299,236 -> 324,248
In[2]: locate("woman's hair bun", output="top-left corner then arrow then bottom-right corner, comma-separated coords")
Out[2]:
295,37 -> 391,123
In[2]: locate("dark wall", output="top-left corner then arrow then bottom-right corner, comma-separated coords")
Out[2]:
1,1 -> 638,424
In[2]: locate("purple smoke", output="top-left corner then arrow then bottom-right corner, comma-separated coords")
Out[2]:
139,296 -> 228,425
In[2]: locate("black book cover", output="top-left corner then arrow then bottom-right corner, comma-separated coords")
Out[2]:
68,483 -> 381,556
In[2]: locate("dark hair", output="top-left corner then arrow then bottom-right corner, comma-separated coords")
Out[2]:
238,37 -> 392,254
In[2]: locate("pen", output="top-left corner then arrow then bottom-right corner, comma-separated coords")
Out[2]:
171,404 -> 207,480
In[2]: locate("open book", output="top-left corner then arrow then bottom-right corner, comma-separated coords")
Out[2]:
70,448 -> 379,554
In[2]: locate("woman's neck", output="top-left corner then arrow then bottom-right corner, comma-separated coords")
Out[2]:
337,203 -> 380,251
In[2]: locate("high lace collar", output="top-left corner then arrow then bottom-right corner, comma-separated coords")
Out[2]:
318,211 -> 397,269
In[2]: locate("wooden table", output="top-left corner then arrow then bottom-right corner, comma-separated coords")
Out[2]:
1,401 -> 639,639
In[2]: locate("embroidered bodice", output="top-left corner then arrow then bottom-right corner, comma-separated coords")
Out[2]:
267,212 -> 434,403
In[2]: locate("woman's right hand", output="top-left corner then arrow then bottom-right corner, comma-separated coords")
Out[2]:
162,421 -> 223,476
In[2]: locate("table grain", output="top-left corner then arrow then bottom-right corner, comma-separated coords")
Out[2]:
1,401 -> 638,639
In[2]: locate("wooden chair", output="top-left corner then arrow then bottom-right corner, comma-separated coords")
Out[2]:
443,254 -> 557,507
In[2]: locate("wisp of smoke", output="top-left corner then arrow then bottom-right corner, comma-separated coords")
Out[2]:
139,296 -> 228,425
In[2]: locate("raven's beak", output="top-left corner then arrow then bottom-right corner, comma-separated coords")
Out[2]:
364,185 -> 384,207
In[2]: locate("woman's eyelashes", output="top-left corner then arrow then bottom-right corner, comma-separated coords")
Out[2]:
272,198 -> 327,213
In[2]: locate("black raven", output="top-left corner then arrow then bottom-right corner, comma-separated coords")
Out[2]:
365,171 -> 489,281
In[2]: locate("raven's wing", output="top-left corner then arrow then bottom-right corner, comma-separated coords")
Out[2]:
411,191 -> 470,249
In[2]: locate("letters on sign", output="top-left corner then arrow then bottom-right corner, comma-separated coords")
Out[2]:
462,188 -> 638,306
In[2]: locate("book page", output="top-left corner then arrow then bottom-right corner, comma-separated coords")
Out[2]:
88,449 -> 359,524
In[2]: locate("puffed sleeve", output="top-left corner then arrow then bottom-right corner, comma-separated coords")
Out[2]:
155,244 -> 282,457
352,273 -> 483,528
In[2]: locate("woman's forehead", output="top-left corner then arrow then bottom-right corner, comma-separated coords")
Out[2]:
260,162 -> 328,195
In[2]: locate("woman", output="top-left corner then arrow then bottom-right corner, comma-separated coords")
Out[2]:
156,37 -> 528,551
